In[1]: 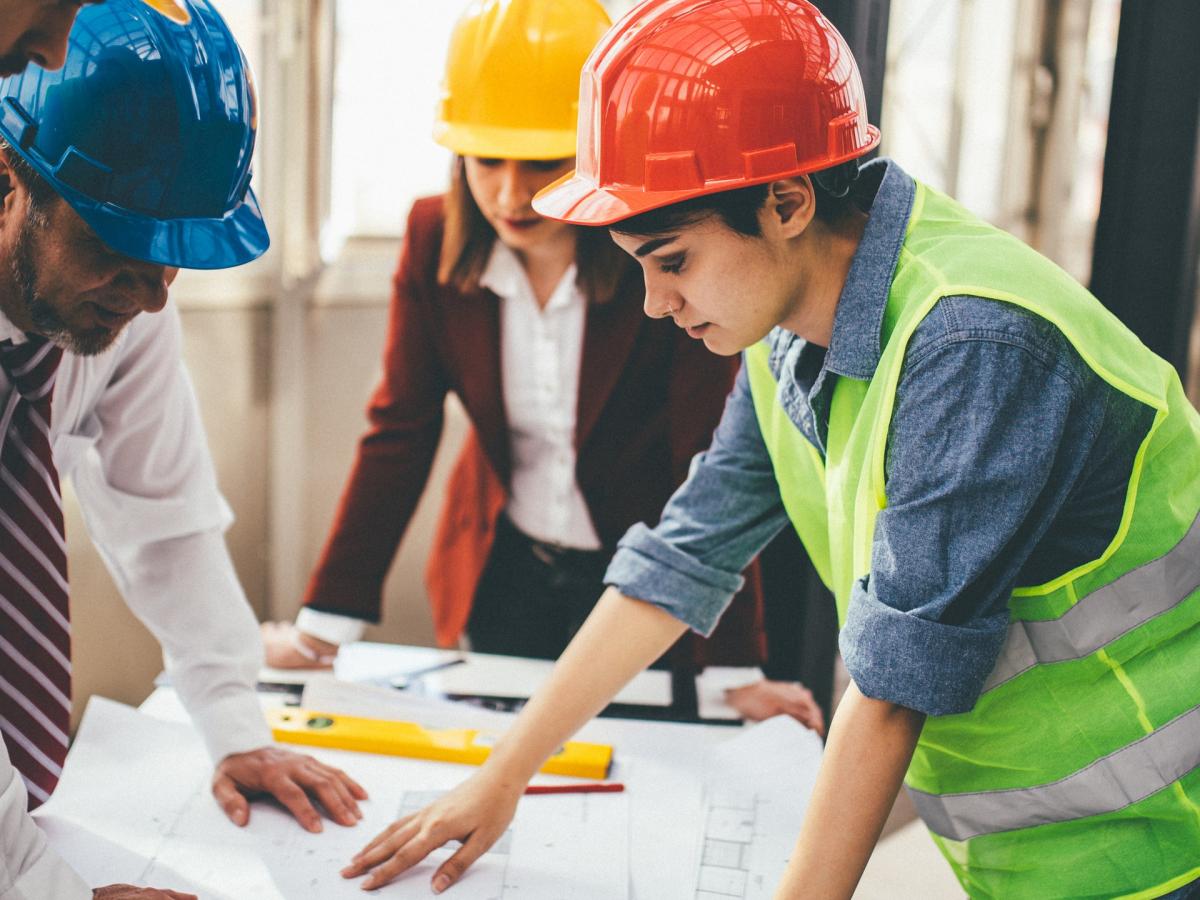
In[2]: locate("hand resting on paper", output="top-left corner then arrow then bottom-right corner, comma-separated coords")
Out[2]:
725,679 -> 827,736
341,769 -> 523,893
93,886 -> 197,899
213,747 -> 368,833
260,620 -> 338,669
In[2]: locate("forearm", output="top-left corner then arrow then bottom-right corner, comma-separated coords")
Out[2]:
303,440 -> 439,615
485,587 -> 687,783
774,683 -> 925,900
106,529 -> 270,761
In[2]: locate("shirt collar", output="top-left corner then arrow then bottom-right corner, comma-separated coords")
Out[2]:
821,158 -> 916,381
479,240 -> 580,312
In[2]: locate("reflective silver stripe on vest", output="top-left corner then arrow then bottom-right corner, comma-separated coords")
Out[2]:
910,702 -> 1200,841
983,509 -> 1200,693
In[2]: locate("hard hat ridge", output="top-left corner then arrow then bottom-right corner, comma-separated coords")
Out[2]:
533,0 -> 881,225
433,0 -> 612,161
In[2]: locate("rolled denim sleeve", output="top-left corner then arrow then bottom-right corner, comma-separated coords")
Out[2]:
840,310 -> 1111,716
606,364 -> 791,634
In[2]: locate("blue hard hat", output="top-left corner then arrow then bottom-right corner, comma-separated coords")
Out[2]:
0,0 -> 268,269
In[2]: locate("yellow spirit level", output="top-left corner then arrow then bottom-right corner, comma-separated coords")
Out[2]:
267,708 -> 613,779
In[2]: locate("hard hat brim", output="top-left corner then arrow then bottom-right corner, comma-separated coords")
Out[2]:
433,122 -> 577,162
534,126 -> 882,227
71,186 -> 271,270
533,170 -> 696,226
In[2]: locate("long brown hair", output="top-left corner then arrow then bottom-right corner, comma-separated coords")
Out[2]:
437,155 -> 629,305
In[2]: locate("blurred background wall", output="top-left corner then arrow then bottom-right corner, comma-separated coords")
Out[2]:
65,0 -> 1200,729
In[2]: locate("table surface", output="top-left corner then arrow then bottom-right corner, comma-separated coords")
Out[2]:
136,678 -> 791,900
257,640 -> 759,722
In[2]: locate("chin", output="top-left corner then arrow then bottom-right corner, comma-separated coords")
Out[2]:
702,332 -> 744,357
494,227 -> 542,251
59,325 -> 122,357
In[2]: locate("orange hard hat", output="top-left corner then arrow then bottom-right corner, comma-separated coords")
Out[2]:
533,0 -> 880,226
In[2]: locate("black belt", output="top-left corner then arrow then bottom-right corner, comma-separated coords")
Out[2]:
497,515 -> 607,570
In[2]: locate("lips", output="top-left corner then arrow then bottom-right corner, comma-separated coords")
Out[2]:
683,322 -> 711,338
500,217 -> 542,231
88,302 -> 138,329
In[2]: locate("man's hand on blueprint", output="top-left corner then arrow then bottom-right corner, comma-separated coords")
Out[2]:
341,769 -> 522,894
725,679 -> 827,736
212,747 -> 369,833
93,885 -> 198,899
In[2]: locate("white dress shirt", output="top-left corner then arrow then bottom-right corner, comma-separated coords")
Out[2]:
0,304 -> 270,900
486,240 -> 601,551
296,240 -> 601,648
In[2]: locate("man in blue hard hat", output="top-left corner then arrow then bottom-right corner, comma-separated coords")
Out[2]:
0,2 -> 367,898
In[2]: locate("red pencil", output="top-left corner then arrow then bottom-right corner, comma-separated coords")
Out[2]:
524,783 -> 625,795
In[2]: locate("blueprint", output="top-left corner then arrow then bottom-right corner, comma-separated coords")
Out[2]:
693,716 -> 823,900
35,698 -> 629,898
39,687 -> 821,899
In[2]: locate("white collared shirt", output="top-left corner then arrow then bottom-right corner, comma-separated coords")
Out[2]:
484,240 -> 601,551
0,304 -> 269,900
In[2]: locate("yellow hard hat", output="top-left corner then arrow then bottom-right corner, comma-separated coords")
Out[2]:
140,0 -> 191,24
434,0 -> 611,160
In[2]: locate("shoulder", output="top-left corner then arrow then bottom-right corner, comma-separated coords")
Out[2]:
395,195 -> 447,292
406,194 -> 446,235
904,294 -> 1093,393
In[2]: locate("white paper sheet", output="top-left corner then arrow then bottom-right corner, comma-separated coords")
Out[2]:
285,682 -> 823,899
130,685 -> 821,899
694,666 -> 767,720
693,716 -> 823,900
329,642 -> 674,707
37,697 -> 630,899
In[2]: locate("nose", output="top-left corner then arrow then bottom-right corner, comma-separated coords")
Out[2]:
115,261 -> 171,313
497,161 -> 532,213
22,9 -> 76,71
643,277 -> 681,320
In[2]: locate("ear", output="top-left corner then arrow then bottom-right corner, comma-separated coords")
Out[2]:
763,176 -> 816,239
0,152 -> 17,218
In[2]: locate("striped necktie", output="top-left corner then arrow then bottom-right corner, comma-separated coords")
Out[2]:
0,335 -> 69,810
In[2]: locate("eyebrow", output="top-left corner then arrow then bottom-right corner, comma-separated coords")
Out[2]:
633,236 -> 677,257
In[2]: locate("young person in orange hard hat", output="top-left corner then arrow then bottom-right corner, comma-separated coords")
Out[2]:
341,0 -> 1200,897
260,0 -> 825,733
0,0 -> 190,76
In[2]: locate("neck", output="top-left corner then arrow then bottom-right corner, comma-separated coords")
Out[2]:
781,211 -> 867,347
512,228 -> 577,308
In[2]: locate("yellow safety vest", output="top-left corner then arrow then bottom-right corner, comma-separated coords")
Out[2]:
746,181 -> 1200,898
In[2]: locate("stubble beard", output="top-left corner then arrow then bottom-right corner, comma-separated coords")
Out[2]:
8,214 -> 117,357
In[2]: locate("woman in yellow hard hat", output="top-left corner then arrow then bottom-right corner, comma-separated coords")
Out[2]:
262,0 -> 824,732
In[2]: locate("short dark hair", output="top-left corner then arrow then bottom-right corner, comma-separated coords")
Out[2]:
0,140 -> 58,214
611,159 -> 868,239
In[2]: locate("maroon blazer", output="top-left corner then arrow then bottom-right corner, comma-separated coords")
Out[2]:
304,196 -> 765,664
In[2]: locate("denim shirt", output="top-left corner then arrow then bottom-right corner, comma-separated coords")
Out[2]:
605,159 -> 1153,716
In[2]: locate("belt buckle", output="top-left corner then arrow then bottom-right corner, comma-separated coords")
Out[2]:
529,540 -> 561,567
